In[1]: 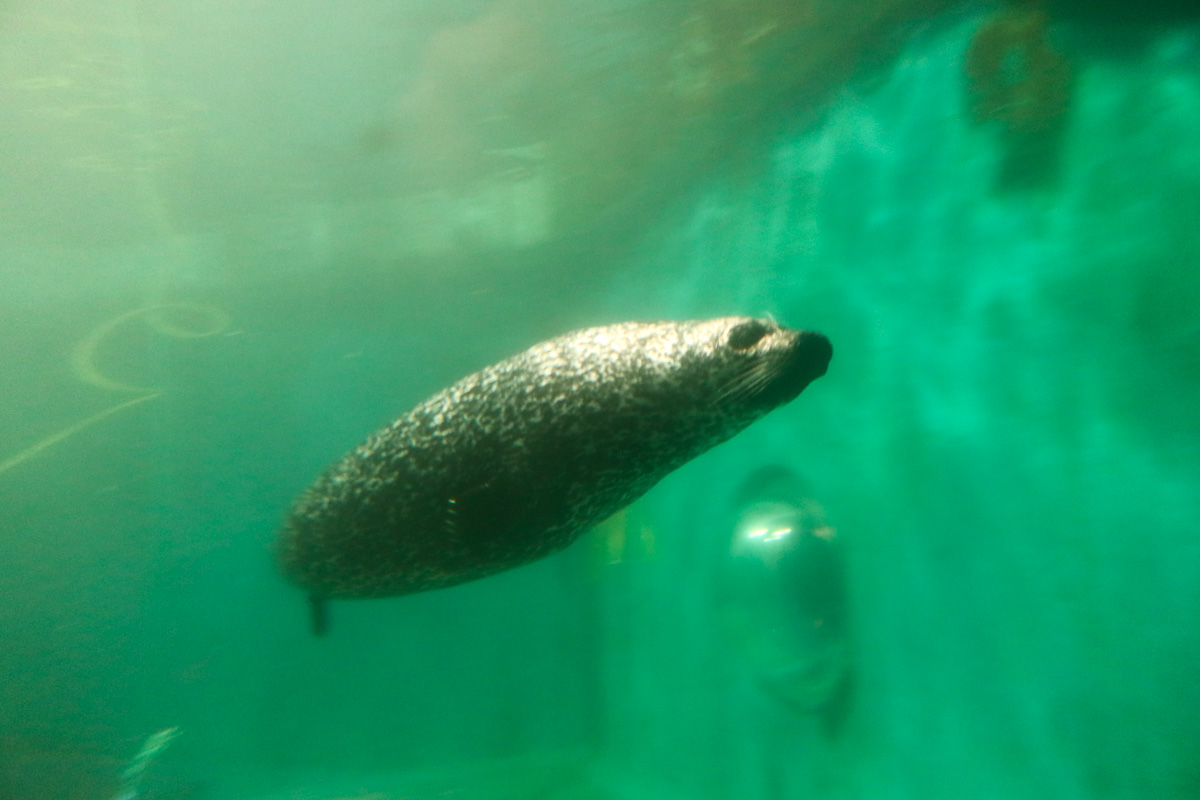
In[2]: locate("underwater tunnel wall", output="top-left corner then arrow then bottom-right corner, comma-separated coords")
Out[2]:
590,14 -> 1200,800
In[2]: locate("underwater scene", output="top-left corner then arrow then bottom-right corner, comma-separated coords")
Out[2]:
2,1 -> 1199,798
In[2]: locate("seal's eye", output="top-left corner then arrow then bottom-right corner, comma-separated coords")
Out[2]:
727,320 -> 770,351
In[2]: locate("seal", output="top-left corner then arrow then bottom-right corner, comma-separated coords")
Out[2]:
277,317 -> 832,635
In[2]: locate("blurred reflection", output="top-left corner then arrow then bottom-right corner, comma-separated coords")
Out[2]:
113,726 -> 180,800
964,0 -> 1073,191
0,304 -> 230,477
718,466 -> 849,718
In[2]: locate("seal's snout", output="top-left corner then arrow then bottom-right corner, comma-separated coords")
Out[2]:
796,331 -> 832,380
764,330 -> 831,406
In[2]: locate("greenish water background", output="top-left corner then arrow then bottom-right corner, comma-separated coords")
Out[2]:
1,2 -> 1198,799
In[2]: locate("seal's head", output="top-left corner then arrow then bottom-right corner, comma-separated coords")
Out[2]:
674,316 -> 832,414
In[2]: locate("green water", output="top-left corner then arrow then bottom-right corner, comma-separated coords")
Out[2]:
2,2 -> 1198,799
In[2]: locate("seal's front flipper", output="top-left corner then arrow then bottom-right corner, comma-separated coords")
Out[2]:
309,594 -> 330,637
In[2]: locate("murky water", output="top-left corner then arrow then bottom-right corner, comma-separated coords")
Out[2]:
2,2 -> 1198,799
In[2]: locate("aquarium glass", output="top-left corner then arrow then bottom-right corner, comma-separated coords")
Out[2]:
2,2 -> 1198,799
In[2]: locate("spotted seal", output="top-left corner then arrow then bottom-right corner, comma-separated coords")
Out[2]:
277,317 -> 832,635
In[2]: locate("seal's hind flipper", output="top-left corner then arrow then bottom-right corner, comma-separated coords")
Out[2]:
308,594 -> 330,637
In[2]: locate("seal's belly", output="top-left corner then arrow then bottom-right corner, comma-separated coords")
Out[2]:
278,392 -> 696,599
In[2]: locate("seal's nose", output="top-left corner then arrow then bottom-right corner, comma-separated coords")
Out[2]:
765,330 -> 832,406
796,331 -> 832,380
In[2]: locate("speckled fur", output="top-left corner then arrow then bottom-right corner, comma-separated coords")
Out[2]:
277,317 -> 830,602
